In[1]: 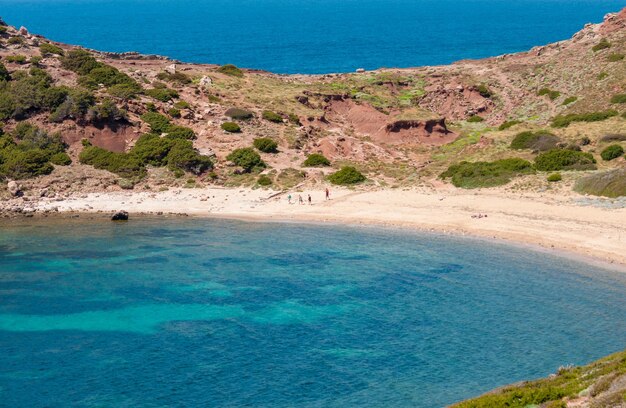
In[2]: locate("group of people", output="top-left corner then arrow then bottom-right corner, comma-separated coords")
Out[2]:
287,188 -> 330,205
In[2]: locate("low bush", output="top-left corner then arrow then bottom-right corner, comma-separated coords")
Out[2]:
498,120 -> 521,131
562,96 -> 577,106
1,149 -> 53,179
5,55 -> 27,64
610,94 -> 626,104
131,134 -> 172,166
600,134 -> 626,142
467,115 -> 484,123
328,166 -> 366,185
592,38 -> 611,52
145,86 -> 178,102
597,72 -> 609,80
547,173 -> 562,182
164,126 -> 195,140
168,107 -> 181,118
0,62 -> 9,82
174,100 -> 190,109
225,107 -> 254,120
303,153 -> 330,167
257,174 -> 272,186
7,37 -> 25,46
221,122 -> 241,133
156,71 -> 191,85
607,53 -> 624,62
253,137 -> 278,153
87,99 -> 128,123
534,149 -> 596,171
440,158 -> 533,188
79,145 -> 146,179
141,112 -> 171,133
50,152 -> 72,165
166,140 -> 213,175
476,84 -> 492,98
510,130 -> 560,151
288,113 -> 301,125
551,110 -> 618,128
217,64 -> 243,77
262,110 -> 283,123
537,88 -> 560,100
227,147 -> 264,172
39,43 -> 64,56
574,168 -> 626,197
600,144 -> 624,161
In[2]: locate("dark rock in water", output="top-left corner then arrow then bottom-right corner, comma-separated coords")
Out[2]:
111,211 -> 129,221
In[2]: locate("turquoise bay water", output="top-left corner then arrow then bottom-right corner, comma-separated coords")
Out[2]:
1,0 -> 625,73
1,218 -> 626,407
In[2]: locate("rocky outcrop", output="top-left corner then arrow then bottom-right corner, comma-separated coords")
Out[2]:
111,211 -> 129,221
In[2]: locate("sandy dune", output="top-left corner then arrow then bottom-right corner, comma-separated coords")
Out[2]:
28,187 -> 626,270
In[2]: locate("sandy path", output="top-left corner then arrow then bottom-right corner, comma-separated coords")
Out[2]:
25,187 -> 626,270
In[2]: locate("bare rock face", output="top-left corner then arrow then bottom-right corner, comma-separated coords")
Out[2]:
18,26 -> 28,35
7,181 -> 22,197
111,211 -> 129,221
199,76 -> 212,89
165,63 -> 177,74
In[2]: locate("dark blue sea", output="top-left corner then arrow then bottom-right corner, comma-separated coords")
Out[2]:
1,0 -> 625,73
1,218 -> 625,407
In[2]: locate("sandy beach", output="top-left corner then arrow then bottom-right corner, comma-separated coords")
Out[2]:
13,186 -> 625,270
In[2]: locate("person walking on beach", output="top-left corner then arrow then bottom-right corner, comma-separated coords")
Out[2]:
325,188 -> 330,200
287,194 -> 292,204
308,194 -> 312,205
298,195 -> 304,205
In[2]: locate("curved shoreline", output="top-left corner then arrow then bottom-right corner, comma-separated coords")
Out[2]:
9,186 -> 626,273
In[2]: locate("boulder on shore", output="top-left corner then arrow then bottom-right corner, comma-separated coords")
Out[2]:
111,211 -> 129,221
7,181 -> 23,197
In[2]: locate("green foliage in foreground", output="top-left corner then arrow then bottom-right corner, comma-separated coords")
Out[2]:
217,64 -> 244,78
600,144 -> 624,161
253,137 -> 278,153
551,110 -> 618,128
328,166 -> 366,185
452,348 -> 626,408
221,122 -> 241,133
303,153 -> 331,167
547,173 -> 562,182
262,110 -> 283,123
0,123 -> 68,180
534,149 -> 596,171
574,168 -> 626,198
226,148 -> 264,172
440,158 -> 533,188
510,130 -> 560,151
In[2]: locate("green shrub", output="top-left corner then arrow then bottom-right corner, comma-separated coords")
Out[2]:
49,88 -> 96,122
141,112 -> 171,133
600,134 -> 626,142
257,174 -> 272,186
61,49 -> 101,75
562,96 -> 577,105
535,149 -> 596,171
498,120 -> 521,131
303,153 -> 330,167
440,158 -> 533,188
476,84 -> 492,98
597,72 -> 608,80
12,123 -> 66,155
574,168 -> 626,197
227,147 -> 264,172
600,144 -> 624,161
131,133 -> 172,166
547,173 -> 562,182
39,43 -> 64,56
253,137 -> 278,153
168,107 -> 181,118
0,62 -> 9,82
328,166 -> 366,185
166,140 -> 213,175
164,126 -> 196,140
145,86 -> 178,102
156,71 -> 191,85
50,152 -> 72,165
607,53 -> 624,62
592,38 -> 611,52
262,110 -> 283,123
0,149 -> 53,179
108,83 -> 141,99
89,98 -> 127,123
537,88 -> 560,100
610,94 -> 626,104
225,107 -> 254,120
221,122 -> 241,133
79,145 -> 146,179
510,130 -> 560,151
174,100 -> 190,109
217,64 -> 243,77
6,55 -> 27,64
467,115 -> 484,123
551,110 -> 618,128
288,113 -> 301,125
7,37 -> 25,46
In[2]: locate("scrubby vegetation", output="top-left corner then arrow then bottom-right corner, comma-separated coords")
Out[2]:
226,147 -> 264,172
607,53 -> 625,62
0,123 -> 68,179
257,174 -> 272,186
221,122 -> 241,133
475,84 -> 492,98
592,38 -> 611,52
610,94 -> 626,104
440,158 -> 533,188
303,153 -> 330,167
537,88 -> 560,100
600,134 -> 626,142
262,110 -> 283,123
225,107 -> 254,120
5,55 -> 27,64
39,43 -> 64,56
253,137 -> 278,153
547,173 -> 562,182
534,149 -> 596,171
145,83 -> 178,102
562,96 -> 577,105
510,131 -> 559,151
139,112 -> 196,140
498,120 -> 521,131
217,64 -> 243,78
328,166 -> 366,185
574,168 -> 626,198
551,110 -> 618,128
156,71 -> 191,85
467,115 -> 484,123
600,144 -> 624,161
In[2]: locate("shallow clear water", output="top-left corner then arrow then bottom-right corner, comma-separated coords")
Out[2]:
1,218 -> 625,407
1,0 -> 625,73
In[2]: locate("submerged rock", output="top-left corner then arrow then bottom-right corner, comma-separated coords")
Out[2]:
111,211 -> 129,221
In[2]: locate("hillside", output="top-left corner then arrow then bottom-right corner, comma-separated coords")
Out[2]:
0,9 -> 625,200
